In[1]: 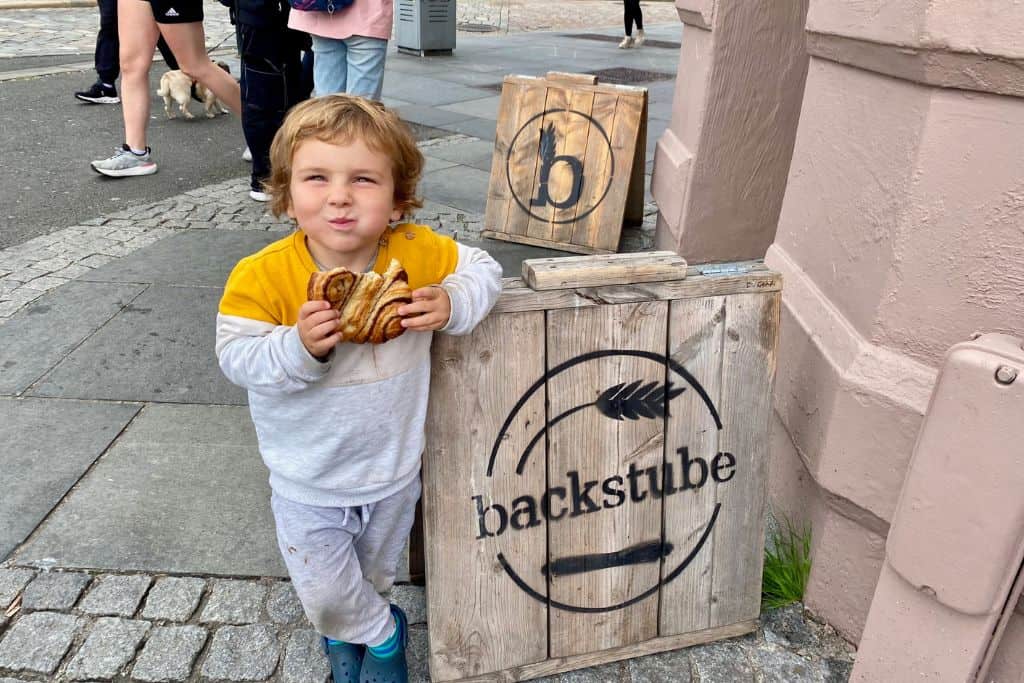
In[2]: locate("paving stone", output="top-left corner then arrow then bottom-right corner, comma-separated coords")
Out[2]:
21,571 -> 91,611
199,580 -> 268,625
390,584 -> 426,626
825,658 -> 853,683
689,640 -> 755,682
0,611 -> 81,674
407,626 -> 429,683
0,569 -> 36,609
64,617 -> 150,681
13,405 -> 284,579
560,661 -> 625,682
26,286 -> 246,405
747,642 -> 828,683
626,647 -> 692,682
266,582 -> 305,625
131,625 -> 208,683
199,624 -> 279,681
78,574 -> 152,617
762,604 -> 818,649
142,577 -> 205,622
280,629 -> 330,683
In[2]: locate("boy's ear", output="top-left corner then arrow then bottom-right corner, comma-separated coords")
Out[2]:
390,206 -> 403,222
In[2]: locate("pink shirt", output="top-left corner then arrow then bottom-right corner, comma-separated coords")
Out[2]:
288,0 -> 394,41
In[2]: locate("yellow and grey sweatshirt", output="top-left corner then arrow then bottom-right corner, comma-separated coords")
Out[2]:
215,223 -> 502,507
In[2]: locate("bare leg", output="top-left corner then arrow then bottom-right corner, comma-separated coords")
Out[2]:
160,22 -> 242,115
117,0 -> 161,150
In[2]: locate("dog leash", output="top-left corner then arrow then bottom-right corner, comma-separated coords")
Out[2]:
206,31 -> 235,55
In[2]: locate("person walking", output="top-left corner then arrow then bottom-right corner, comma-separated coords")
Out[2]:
288,0 -> 392,99
230,0 -> 314,201
619,0 -> 645,49
74,0 -> 185,104
90,0 -> 243,177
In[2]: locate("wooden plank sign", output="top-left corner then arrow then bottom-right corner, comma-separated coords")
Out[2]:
482,74 -> 648,255
423,255 -> 781,681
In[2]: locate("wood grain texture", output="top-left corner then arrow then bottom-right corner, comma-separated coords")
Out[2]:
708,292 -> 780,626
569,90 -> 618,249
492,266 -> 781,315
482,74 -> 646,255
550,88 -> 596,243
547,302 -> 667,656
522,251 -> 687,291
526,85 -> 571,243
502,81 -> 548,237
659,296 -> 726,635
457,619 -> 758,682
623,93 -> 648,226
424,312 -> 548,681
545,71 -> 599,85
484,79 -> 523,235
480,230 -> 610,255
591,93 -> 644,252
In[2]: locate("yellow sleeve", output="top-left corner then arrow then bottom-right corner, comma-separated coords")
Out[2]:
388,223 -> 460,290
219,256 -> 283,325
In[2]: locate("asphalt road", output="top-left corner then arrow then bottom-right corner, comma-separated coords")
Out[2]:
0,59 -> 250,250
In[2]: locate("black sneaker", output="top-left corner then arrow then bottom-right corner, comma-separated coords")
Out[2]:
75,82 -> 120,104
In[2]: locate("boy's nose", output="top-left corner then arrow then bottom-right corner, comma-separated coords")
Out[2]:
328,183 -> 351,205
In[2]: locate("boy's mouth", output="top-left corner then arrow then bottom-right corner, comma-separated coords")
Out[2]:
328,217 -> 356,228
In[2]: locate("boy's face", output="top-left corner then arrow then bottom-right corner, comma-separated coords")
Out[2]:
287,137 -> 402,271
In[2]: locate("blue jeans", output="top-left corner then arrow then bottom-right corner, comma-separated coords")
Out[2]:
311,34 -> 387,100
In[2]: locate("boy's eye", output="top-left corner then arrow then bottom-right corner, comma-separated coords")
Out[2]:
354,176 -> 377,184
304,174 -> 326,182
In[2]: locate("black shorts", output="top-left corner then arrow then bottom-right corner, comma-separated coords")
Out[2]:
148,0 -> 203,24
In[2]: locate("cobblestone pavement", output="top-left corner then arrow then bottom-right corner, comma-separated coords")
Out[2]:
0,565 -> 854,682
0,134 -> 656,322
0,1 -> 679,58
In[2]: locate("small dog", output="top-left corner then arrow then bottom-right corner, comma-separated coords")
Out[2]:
156,61 -> 231,120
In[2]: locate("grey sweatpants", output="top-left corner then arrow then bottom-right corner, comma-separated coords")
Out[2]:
270,476 -> 421,646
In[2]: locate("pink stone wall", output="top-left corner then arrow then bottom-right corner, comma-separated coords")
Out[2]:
651,0 -> 809,263
655,1 -> 1024,669
763,0 -> 1024,674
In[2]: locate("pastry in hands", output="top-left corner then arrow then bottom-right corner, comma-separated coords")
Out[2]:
307,259 -> 414,344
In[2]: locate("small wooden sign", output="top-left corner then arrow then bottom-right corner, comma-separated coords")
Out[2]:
482,73 -> 648,255
423,257 -> 781,681
522,251 -> 687,290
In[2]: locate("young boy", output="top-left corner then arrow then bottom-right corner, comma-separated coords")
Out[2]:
215,94 -> 502,682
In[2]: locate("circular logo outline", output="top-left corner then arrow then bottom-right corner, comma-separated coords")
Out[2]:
486,349 -> 724,613
505,109 -> 615,225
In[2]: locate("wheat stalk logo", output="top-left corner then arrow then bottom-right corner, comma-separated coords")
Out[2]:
513,379 -> 686,474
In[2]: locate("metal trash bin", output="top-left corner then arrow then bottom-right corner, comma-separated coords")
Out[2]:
395,0 -> 456,56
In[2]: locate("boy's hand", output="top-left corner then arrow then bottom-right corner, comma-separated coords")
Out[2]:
399,286 -> 451,332
298,300 -> 341,358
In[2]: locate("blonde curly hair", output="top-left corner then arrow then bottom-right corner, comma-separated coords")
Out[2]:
265,94 -> 424,220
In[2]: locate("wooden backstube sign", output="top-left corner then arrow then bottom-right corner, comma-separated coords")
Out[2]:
482,73 -> 648,255
423,253 -> 780,681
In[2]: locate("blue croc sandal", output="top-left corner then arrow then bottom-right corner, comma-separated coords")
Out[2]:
359,604 -> 409,683
323,637 -> 364,683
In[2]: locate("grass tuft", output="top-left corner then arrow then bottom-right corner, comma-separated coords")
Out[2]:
762,518 -> 812,610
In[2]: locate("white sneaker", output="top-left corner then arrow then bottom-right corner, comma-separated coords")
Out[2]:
634,30 -> 645,47
91,144 -> 157,177
242,147 -> 252,162
618,35 -> 634,49
249,189 -> 270,202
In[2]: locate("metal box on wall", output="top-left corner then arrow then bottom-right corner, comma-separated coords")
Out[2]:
422,255 -> 781,681
395,0 -> 456,56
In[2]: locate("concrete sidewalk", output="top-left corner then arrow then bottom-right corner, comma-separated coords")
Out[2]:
0,25 -> 855,683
